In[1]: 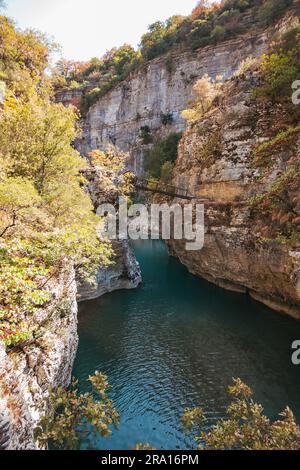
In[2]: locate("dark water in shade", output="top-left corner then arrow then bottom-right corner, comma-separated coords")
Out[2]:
73,240 -> 300,450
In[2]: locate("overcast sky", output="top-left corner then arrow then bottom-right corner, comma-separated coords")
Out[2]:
4,0 -> 200,62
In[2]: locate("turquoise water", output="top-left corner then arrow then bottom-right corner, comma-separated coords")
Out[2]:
73,240 -> 300,450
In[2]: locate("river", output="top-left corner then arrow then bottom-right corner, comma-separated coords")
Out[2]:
73,240 -> 300,450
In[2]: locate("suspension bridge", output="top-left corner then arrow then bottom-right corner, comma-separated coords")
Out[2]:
134,176 -> 194,200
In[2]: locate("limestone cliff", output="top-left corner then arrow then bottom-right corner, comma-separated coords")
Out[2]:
0,266 -> 78,449
60,8 -> 298,174
168,66 -> 300,319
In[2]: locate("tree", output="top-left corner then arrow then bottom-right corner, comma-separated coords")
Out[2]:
140,21 -> 167,60
34,372 -> 119,450
110,44 -> 137,78
0,16 -> 49,77
0,177 -> 41,238
191,0 -> 213,19
0,17 -> 113,351
0,93 -> 81,193
182,379 -> 300,450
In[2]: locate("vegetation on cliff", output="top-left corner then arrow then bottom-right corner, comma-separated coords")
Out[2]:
144,132 -> 182,182
35,372 -> 119,450
37,376 -> 300,450
182,379 -> 300,450
250,26 -> 300,245
52,0 -> 294,113
180,24 -> 300,246
0,16 -> 112,349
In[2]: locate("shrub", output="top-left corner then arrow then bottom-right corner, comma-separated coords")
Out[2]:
182,378 -> 300,450
165,55 -> 174,74
249,160 -> 300,244
0,324 -> 32,349
252,125 -> 300,168
210,24 -> 227,42
144,132 -> 182,179
160,161 -> 175,183
253,26 -> 300,124
34,372 -> 119,449
140,125 -> 153,144
235,57 -> 260,77
182,74 -> 221,122
161,112 -> 174,126
255,53 -> 298,102
195,129 -> 223,166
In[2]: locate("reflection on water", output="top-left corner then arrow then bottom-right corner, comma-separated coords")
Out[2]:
73,240 -> 300,450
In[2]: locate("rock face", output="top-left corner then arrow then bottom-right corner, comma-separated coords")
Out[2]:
69,10 -> 299,174
168,68 -> 300,319
77,166 -> 142,302
0,266 -> 78,449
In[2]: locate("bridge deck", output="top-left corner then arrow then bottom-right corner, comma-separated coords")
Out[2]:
134,177 -> 194,200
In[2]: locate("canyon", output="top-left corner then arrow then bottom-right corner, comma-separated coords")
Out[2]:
61,5 -> 299,318
1,2 -> 300,451
57,7 -> 298,174
168,69 -> 300,318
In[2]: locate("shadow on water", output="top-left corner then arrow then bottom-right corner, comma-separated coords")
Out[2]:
73,240 -> 300,450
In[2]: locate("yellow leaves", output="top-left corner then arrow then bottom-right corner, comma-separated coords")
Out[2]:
181,407 -> 205,432
35,372 -> 119,449
181,74 -> 222,122
228,378 -> 252,400
0,71 -> 113,291
89,146 -> 128,172
181,108 -> 200,122
0,15 -> 49,78
182,379 -> 300,450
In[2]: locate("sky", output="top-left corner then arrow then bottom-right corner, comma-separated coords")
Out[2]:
4,0 -> 199,62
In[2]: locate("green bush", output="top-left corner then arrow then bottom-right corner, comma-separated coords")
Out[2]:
35,372 -> 119,449
252,26 -> 300,124
160,161 -> 175,183
161,112 -> 174,126
144,132 -> 182,179
252,125 -> 300,168
140,125 -> 153,144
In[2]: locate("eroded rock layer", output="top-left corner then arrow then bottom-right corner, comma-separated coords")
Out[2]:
168,69 -> 300,319
63,9 -> 299,174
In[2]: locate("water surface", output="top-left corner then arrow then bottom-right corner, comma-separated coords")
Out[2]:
73,240 -> 300,450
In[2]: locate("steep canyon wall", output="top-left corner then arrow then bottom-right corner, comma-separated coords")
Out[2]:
57,10 -> 298,174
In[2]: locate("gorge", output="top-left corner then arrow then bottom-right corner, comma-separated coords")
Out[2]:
1,0 -> 300,452
57,3 -> 300,317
